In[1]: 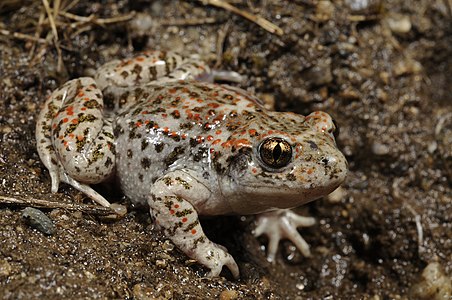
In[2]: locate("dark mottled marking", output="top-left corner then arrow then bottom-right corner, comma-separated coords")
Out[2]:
65,123 -> 78,134
141,157 -> 151,169
113,124 -> 124,137
83,99 -> 101,109
175,177 -> 191,189
164,146 -> 184,166
132,107 -> 143,116
286,173 -> 296,181
120,70 -> 129,79
127,149 -> 133,158
105,157 -> 113,168
141,139 -> 149,150
163,177 -> 172,186
155,142 -> 164,153
242,110 -> 256,120
170,110 -> 180,119
192,236 -> 206,249
189,138 -> 198,148
193,147 -> 208,162
184,220 -> 199,232
138,173 -> 144,182
90,144 -> 104,163
107,141 -> 116,155
226,123 -> 239,131
180,122 -> 194,130
149,66 -> 157,81
78,114 -> 97,123
169,134 -> 181,142
223,94 -> 234,100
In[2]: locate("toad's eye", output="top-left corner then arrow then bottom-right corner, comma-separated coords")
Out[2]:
258,138 -> 292,169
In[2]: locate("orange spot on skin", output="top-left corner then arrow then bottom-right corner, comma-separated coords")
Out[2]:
221,139 -> 235,148
170,209 -> 175,215
77,135 -> 84,141
307,169 -> 314,174
248,129 -> 257,136
196,136 -> 204,143
136,121 -> 142,127
233,139 -> 251,148
246,103 -> 254,108
212,139 -> 221,145
210,148 -> 215,153
71,119 -> 78,124
182,217 -> 188,223
174,204 -> 180,208
63,118 -> 69,123
77,92 -> 85,97
162,113 -> 168,118
181,133 -> 188,139
240,130 -> 246,135
66,106 -> 74,116
83,97 -> 90,101
170,131 -> 178,137
206,135 -> 214,141
81,107 -> 87,111
207,103 -> 220,108
252,168 -> 257,174
153,125 -> 159,130
163,127 -> 169,133
191,229 -> 197,235
215,130 -> 222,135
136,57 -> 145,62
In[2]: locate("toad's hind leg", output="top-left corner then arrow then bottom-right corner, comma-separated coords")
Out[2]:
36,77 -> 115,207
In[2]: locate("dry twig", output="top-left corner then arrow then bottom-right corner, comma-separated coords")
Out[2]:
199,0 -> 283,36
0,29 -> 48,44
58,11 -> 136,26
0,195 -> 114,216
160,17 -> 218,26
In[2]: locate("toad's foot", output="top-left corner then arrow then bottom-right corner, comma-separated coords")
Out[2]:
254,209 -> 315,262
150,170 -> 239,278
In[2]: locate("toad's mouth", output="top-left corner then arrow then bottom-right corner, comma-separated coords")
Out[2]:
224,179 -> 345,215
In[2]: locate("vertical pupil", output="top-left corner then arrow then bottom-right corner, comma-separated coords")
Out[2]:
273,143 -> 282,161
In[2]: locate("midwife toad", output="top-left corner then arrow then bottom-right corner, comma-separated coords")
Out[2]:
36,51 -> 348,278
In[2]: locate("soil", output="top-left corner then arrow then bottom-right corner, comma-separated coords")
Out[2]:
0,0 -> 451,299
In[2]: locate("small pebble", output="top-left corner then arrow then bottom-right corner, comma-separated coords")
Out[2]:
219,289 -> 239,300
410,262 -> 452,300
22,207 -> 56,235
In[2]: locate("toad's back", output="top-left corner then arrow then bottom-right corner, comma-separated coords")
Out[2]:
114,81 -> 265,205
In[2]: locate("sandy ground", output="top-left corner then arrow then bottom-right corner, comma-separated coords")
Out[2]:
0,0 -> 451,299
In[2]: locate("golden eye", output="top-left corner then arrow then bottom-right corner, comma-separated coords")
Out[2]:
259,138 -> 292,169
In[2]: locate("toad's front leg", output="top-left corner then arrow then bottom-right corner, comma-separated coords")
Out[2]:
150,170 -> 239,278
